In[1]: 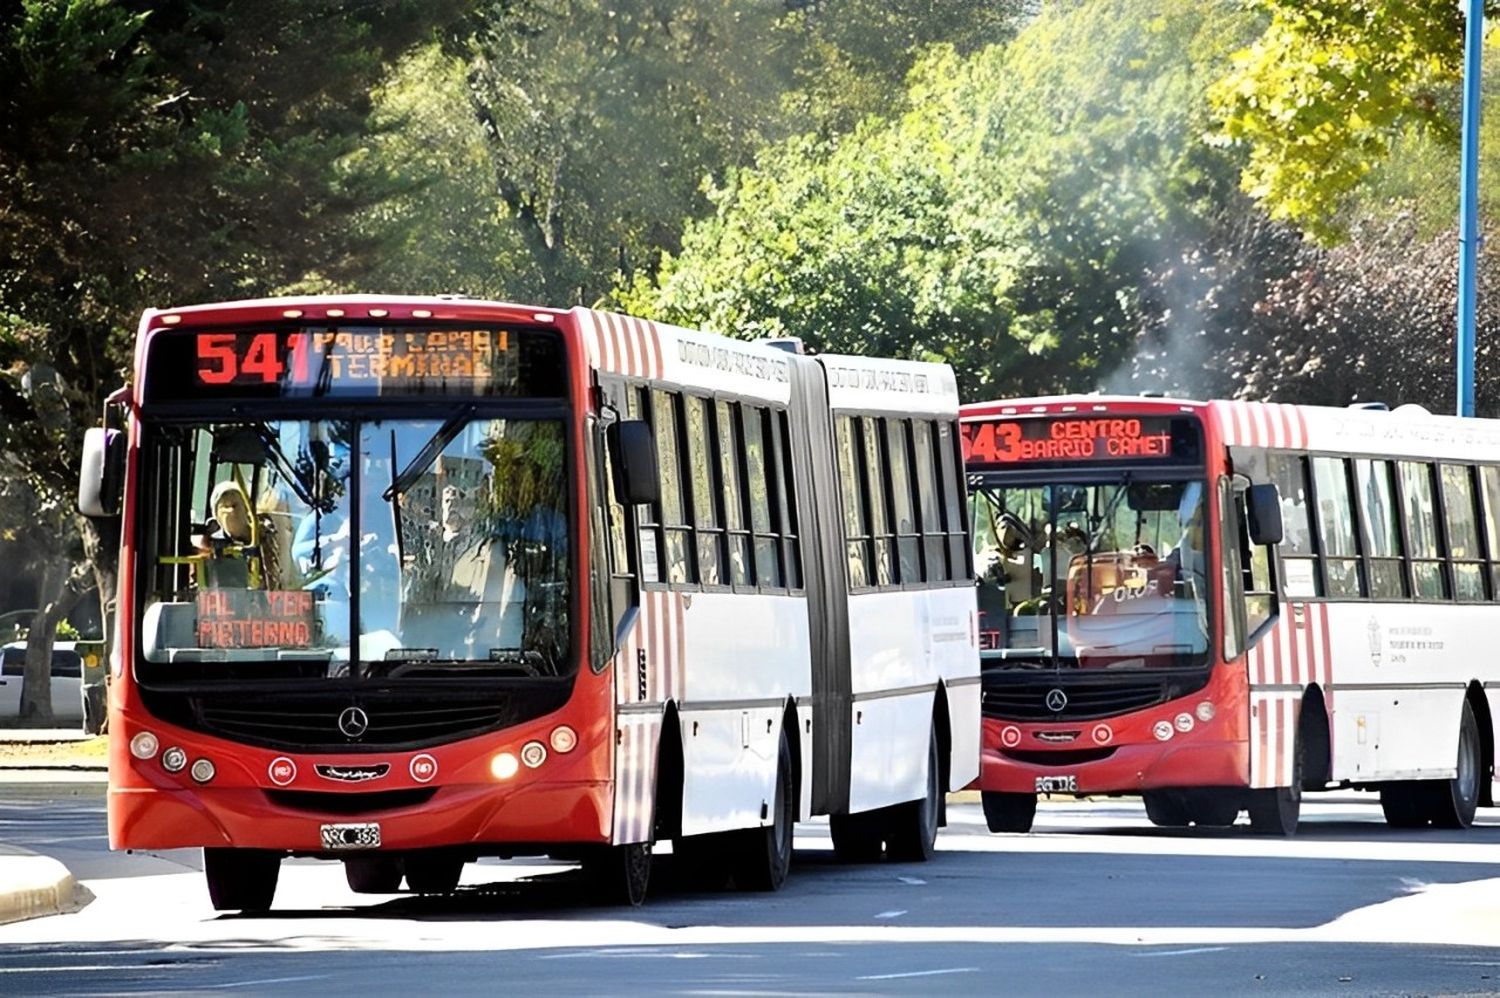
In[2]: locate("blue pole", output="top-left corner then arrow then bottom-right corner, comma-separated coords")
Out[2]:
1458,0 -> 1484,417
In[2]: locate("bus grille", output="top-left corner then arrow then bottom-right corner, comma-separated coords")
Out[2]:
982,673 -> 1209,722
140,683 -> 571,753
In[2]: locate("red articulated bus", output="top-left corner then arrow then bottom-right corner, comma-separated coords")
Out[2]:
963,394 -> 1498,835
77,295 -> 979,911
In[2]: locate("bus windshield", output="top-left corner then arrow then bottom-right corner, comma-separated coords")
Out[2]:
969,475 -> 1209,672
137,414 -> 570,681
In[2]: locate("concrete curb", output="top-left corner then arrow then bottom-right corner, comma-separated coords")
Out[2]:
0,851 -> 83,925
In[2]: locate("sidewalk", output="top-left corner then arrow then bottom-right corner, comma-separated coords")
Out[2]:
0,730 -> 108,773
0,843 -> 81,924
0,731 -> 102,923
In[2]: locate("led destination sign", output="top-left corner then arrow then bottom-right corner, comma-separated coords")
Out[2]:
962,416 -> 1200,467
143,325 -> 566,401
196,589 -> 315,649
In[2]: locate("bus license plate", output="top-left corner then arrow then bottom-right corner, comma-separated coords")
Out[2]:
1035,775 -> 1077,793
320,822 -> 381,851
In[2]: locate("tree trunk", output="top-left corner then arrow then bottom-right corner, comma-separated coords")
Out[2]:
19,559 -> 85,727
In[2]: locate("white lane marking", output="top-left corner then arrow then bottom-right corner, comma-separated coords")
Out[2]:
858,967 -> 979,981
874,910 -> 907,919
205,974 -> 332,989
897,876 -> 926,885
1135,947 -> 1228,957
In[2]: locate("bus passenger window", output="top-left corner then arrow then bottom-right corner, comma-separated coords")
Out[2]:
1481,466 -> 1500,597
1268,454 -> 1316,597
1400,461 -> 1446,600
1441,465 -> 1486,601
1311,457 -> 1361,597
1355,459 -> 1406,599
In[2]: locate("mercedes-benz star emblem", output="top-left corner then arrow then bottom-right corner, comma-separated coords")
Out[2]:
1044,688 -> 1068,713
338,706 -> 370,739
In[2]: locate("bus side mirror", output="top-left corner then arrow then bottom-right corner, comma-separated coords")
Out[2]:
1246,483 -> 1283,546
606,420 -> 660,506
78,426 -> 125,518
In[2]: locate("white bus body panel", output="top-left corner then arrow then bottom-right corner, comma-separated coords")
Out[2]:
846,586 -> 978,812
676,590 -> 810,835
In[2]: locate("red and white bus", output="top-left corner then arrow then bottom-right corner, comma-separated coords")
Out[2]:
962,394 -> 1497,836
78,295 -> 979,910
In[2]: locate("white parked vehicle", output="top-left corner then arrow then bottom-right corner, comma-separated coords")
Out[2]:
0,641 -> 84,725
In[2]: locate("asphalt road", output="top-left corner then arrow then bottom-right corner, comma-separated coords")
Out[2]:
2,783 -> 1499,996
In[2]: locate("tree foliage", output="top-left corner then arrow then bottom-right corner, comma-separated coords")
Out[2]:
0,0 -> 463,719
1209,0 -> 1498,242
625,0 -> 1252,398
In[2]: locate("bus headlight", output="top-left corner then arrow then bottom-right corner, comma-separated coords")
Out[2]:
161,747 -> 188,773
1196,701 -> 1216,722
550,725 -> 577,753
520,741 -> 547,769
1174,712 -> 1195,733
1152,720 -> 1174,742
130,732 -> 159,760
190,758 -> 216,784
490,752 -> 519,780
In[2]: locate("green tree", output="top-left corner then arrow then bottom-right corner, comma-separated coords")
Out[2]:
0,0 -> 463,721
625,0 -> 1252,399
361,0 -> 1028,308
1209,0 -> 1499,241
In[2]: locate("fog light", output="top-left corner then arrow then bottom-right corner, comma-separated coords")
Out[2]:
1152,720 -> 1174,742
1175,712 -> 1195,733
130,731 -> 159,760
521,741 -> 547,769
190,758 -> 216,784
1196,701 -> 1215,722
550,725 -> 577,753
490,752 -> 519,780
161,747 -> 187,773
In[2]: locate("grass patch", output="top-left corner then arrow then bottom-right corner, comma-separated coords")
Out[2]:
0,736 -> 108,767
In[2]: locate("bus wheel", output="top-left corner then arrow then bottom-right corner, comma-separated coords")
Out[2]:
886,727 -> 941,861
582,842 -> 651,906
203,848 -> 280,912
404,851 -> 464,894
830,811 -> 883,862
672,834 -> 731,891
1248,736 -> 1302,837
1142,790 -> 1189,827
1182,790 -> 1240,827
982,791 -> 1037,833
345,855 -> 403,894
734,730 -> 795,890
1431,701 -> 1482,829
1379,783 -> 1429,828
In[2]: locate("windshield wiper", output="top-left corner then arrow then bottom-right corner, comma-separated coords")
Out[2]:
382,406 -> 475,502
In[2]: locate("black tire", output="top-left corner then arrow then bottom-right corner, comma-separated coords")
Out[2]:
344,855 -> 403,893
734,730 -> 795,890
1182,789 -> 1241,827
1248,733 -> 1302,837
404,852 -> 464,894
1142,790 -> 1190,827
982,791 -> 1037,833
582,842 -> 652,906
672,833 -> 731,891
203,848 -> 280,912
829,811 -> 884,862
1431,701 -> 1482,829
886,727 -> 941,862
1380,782 -> 1429,828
